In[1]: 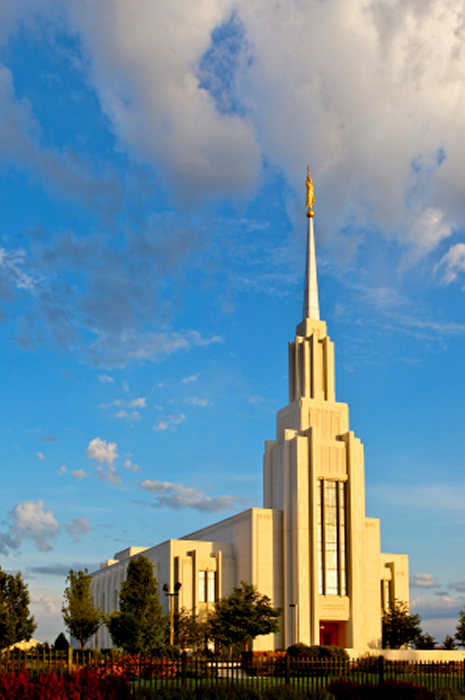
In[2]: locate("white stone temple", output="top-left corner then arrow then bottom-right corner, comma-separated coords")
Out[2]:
90,173 -> 409,652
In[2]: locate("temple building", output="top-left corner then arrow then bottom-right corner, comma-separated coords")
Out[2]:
90,172 -> 409,652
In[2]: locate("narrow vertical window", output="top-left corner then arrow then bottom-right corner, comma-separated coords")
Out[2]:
207,571 -> 215,602
338,481 -> 347,595
317,480 -> 324,594
318,479 -> 348,596
198,571 -> 206,602
325,481 -> 338,595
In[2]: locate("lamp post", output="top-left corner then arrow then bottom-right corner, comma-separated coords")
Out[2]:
163,582 -> 182,646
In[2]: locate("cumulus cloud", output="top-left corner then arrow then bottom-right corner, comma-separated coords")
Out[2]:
40,434 -> 56,442
0,500 -> 60,553
129,397 -> 146,408
112,409 -> 140,421
411,573 -> 439,589
65,517 -> 91,542
86,437 -> 121,484
86,437 -> 118,466
59,0 -> 465,256
2,0 -> 465,366
72,469 -> 88,480
36,452 -> 45,461
141,479 -> 248,512
59,465 -> 66,474
0,500 -> 93,554
124,459 -> 141,472
153,414 -> 186,432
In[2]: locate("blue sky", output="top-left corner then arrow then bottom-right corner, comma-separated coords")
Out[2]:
1,0 -> 465,646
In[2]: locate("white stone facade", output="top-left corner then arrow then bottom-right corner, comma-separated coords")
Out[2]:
91,211 -> 408,651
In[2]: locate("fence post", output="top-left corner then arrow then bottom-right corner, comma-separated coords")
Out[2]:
67,647 -> 73,675
378,655 -> 384,687
285,653 -> 290,684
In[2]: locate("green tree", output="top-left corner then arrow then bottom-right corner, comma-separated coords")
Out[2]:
0,567 -> 36,649
106,554 -> 164,654
62,569 -> 102,649
208,581 -> 282,653
443,635 -> 456,650
382,599 -> 422,649
171,608 -> 207,651
52,632 -> 70,651
414,632 -> 436,649
455,609 -> 465,647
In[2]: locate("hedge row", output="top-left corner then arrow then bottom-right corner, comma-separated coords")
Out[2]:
133,683 -> 465,700
0,669 -> 130,700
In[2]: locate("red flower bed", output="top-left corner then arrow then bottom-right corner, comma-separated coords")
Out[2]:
98,656 -> 177,680
0,668 -> 130,700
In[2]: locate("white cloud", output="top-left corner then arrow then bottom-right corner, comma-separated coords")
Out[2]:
59,465 -> 66,474
36,452 -> 45,461
112,409 -> 140,420
0,500 -> 60,554
86,437 -> 118,466
30,595 -> 56,614
183,397 -> 210,407
86,437 -> 121,484
435,243 -> 465,285
98,374 -> 114,383
58,0 -> 465,258
411,594 -> 465,619
181,373 -> 200,384
65,517 -> 91,542
68,1 -> 260,203
411,573 -> 439,589
124,459 -> 141,472
129,397 -> 146,408
141,479 -> 248,512
153,414 -> 186,432
72,469 -> 88,480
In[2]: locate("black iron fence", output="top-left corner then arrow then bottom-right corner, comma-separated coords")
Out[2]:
0,649 -> 464,693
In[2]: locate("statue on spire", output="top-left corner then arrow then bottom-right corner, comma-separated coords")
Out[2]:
306,166 -> 315,218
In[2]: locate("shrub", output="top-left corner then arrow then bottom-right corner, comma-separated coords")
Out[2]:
287,644 -> 349,662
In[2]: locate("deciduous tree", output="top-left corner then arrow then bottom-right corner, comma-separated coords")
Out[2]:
0,567 -> 36,649
382,599 -> 422,649
106,554 -> 164,654
455,610 -> 465,648
208,581 -> 281,652
171,607 -> 207,651
62,569 -> 102,649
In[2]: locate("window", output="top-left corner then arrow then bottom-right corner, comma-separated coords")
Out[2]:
198,570 -> 216,603
207,571 -> 215,602
318,479 -> 347,596
198,571 -> 206,602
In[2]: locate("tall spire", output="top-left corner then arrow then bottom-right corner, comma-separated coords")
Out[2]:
303,168 -> 320,321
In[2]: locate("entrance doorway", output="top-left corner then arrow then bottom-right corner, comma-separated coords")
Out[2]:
319,621 -> 346,646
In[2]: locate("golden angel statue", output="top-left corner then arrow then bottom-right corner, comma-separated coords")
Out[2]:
306,166 -> 315,218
